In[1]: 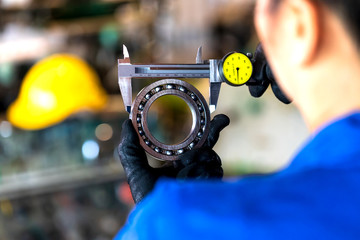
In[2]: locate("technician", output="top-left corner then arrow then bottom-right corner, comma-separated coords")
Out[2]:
116,0 -> 360,239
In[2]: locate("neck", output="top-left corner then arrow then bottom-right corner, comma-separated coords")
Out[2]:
295,51 -> 360,133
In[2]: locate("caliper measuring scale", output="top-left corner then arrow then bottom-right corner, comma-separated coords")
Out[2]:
118,45 -> 254,114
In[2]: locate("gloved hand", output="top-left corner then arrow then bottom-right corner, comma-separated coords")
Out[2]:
247,43 -> 292,104
118,114 -> 230,204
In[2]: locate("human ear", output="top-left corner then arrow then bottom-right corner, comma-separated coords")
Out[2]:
286,0 -> 320,66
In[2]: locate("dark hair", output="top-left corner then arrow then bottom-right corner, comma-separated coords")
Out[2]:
271,0 -> 360,44
320,0 -> 360,44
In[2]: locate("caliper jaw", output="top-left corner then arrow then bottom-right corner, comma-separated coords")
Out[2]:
209,59 -> 222,113
118,45 -> 132,113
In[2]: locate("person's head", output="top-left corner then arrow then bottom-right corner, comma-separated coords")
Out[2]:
254,0 -> 360,130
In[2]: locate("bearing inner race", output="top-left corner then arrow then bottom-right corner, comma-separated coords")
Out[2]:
131,79 -> 210,161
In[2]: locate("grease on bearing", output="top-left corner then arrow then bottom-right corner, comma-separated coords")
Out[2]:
130,79 -> 210,161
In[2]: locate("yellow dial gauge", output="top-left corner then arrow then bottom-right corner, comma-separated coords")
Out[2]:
220,52 -> 253,86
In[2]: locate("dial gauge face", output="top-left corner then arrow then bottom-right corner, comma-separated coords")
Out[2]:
221,52 -> 253,86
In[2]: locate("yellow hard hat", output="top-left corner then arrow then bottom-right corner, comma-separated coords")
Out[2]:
7,54 -> 108,130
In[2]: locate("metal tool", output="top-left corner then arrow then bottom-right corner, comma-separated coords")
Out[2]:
118,45 -> 254,161
131,79 -> 210,161
118,45 -> 254,114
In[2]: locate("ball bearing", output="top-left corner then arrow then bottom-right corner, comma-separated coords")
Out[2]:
130,79 -> 210,161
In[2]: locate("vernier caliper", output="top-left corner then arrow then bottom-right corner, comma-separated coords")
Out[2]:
118,45 -> 254,113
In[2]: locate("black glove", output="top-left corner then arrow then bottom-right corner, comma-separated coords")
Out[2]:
118,114 -> 230,203
247,43 -> 291,104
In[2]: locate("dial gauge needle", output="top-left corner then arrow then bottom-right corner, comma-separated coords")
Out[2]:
236,67 -> 240,83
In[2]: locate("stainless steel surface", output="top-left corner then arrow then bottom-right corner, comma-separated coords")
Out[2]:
118,64 -> 210,78
118,77 -> 132,113
209,59 -> 222,113
131,79 -> 210,161
118,45 -> 132,113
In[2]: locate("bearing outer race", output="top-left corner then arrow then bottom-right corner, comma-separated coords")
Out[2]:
131,79 -> 210,161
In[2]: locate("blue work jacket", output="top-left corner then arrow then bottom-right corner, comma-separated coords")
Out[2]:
115,112 -> 360,240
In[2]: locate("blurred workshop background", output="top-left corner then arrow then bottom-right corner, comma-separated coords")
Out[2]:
0,0 -> 309,239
